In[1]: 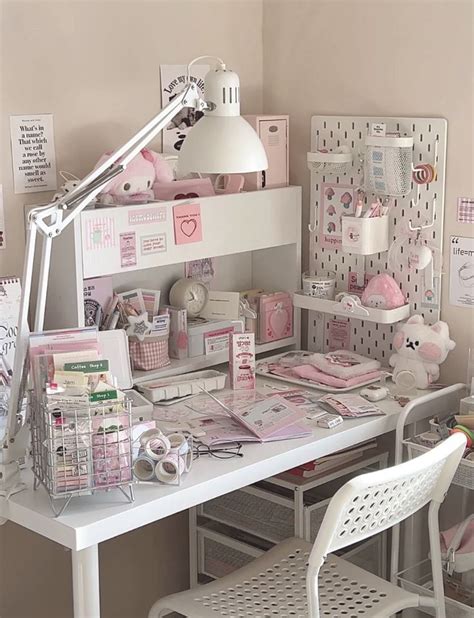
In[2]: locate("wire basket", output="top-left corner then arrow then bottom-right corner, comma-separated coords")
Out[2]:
307,149 -> 352,174
404,437 -> 474,490
31,392 -> 135,516
365,135 -> 413,196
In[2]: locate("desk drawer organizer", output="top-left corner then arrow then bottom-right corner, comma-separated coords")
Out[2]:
193,450 -> 389,584
31,393 -> 134,516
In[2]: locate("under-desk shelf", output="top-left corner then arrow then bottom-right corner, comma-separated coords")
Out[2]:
132,336 -> 298,384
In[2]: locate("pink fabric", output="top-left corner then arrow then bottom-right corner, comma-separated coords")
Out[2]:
271,365 -> 382,389
419,341 -> 442,362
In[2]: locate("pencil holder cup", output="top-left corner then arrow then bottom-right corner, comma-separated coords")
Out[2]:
128,334 -> 170,371
341,215 -> 389,255
365,135 -> 413,196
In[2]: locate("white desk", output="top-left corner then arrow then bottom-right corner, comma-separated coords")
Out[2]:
0,379 -> 434,617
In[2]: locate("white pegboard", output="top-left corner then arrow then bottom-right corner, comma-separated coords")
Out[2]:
307,116 -> 447,364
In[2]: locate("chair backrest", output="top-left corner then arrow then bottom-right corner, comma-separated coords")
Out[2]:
309,432 -> 466,565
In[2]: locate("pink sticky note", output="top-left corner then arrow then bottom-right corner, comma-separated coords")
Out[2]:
173,202 -> 203,244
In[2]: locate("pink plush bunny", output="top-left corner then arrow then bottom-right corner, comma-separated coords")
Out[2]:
94,148 -> 173,205
389,315 -> 456,389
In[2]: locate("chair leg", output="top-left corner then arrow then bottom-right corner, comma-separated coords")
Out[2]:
427,501 -> 446,618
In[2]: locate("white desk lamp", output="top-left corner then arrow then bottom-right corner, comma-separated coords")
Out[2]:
0,56 -> 268,497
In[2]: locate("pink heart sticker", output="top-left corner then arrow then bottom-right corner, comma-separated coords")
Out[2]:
180,218 -> 197,237
269,308 -> 288,338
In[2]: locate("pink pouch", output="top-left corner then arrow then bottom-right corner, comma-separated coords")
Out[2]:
440,515 -> 474,574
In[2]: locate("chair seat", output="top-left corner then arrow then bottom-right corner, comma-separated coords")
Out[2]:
149,537 -> 420,618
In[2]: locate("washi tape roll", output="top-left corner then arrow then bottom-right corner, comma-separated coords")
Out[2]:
133,454 -> 156,481
155,453 -> 185,484
168,433 -> 189,455
139,428 -> 163,447
412,163 -> 436,184
144,433 -> 171,461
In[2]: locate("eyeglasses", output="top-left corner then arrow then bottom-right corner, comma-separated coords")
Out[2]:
193,442 -> 243,460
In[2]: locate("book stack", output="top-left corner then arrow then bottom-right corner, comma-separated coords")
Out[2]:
286,439 -> 378,479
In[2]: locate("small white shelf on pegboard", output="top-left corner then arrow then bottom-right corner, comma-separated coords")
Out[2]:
307,149 -> 352,174
293,291 -> 410,325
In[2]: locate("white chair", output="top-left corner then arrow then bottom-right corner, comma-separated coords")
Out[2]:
149,432 -> 466,618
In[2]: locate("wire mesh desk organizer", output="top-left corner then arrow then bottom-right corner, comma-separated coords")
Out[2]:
31,394 -> 134,516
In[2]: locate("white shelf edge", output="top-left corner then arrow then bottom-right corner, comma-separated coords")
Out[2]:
293,291 -> 410,325
132,336 -> 298,385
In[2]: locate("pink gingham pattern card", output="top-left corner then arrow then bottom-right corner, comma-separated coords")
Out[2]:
457,197 -> 474,223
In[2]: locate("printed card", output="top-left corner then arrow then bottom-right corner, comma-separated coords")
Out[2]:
173,202 -> 203,244
119,232 -> 137,268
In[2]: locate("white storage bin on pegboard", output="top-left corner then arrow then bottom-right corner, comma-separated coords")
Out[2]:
307,145 -> 352,175
341,214 -> 389,255
365,135 -> 413,196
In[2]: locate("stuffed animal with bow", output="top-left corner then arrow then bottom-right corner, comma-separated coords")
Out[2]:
94,148 -> 173,205
389,315 -> 455,389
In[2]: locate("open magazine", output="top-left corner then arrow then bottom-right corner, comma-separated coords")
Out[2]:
189,390 -> 310,446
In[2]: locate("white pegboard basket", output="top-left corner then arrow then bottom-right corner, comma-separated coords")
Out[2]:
307,149 -> 352,174
404,437 -> 473,490
365,135 -> 414,196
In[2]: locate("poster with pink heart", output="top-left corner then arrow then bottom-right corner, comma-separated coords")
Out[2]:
173,202 -> 203,245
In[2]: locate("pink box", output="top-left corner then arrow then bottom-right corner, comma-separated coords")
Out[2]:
154,178 -> 215,201
243,115 -> 289,191
258,292 -> 293,343
229,333 -> 256,390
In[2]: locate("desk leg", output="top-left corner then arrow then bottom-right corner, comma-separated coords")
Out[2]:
72,545 -> 100,618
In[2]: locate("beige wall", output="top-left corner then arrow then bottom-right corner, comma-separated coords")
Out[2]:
263,0 -> 474,383
0,1 -> 263,616
0,0 -> 264,276
1,1 -> 473,616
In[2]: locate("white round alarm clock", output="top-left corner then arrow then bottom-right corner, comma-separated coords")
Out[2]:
169,278 -> 209,317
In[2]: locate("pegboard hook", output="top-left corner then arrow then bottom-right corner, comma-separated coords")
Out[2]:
410,183 -> 421,207
408,197 -> 436,232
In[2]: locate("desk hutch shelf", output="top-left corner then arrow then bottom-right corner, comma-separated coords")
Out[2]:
45,187 -> 302,383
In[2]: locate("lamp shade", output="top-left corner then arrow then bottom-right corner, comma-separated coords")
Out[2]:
178,65 -> 268,175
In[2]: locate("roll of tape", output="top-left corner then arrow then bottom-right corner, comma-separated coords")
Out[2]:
155,453 -> 185,484
168,433 -> 189,455
144,433 -> 171,461
139,428 -> 162,447
133,454 -> 156,481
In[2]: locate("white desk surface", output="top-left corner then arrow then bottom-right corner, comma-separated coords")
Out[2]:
0,379 -> 425,552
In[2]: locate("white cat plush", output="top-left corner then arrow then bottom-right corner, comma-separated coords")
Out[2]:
389,315 -> 455,389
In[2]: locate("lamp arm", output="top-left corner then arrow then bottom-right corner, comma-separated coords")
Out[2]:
3,81 -> 206,462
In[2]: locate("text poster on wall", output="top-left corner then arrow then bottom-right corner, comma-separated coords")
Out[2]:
160,64 -> 209,155
10,114 -> 57,194
449,236 -> 474,308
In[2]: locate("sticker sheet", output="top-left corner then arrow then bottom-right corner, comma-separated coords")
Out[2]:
319,183 -> 355,249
